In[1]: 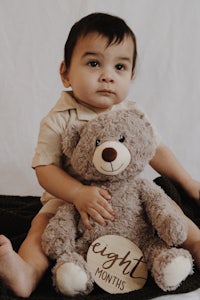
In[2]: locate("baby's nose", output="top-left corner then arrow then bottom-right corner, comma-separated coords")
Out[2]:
99,70 -> 114,83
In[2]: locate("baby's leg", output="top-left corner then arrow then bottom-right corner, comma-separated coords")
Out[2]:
0,212 -> 52,297
169,199 -> 200,269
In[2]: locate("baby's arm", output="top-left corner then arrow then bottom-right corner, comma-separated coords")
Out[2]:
150,143 -> 200,205
35,165 -> 114,229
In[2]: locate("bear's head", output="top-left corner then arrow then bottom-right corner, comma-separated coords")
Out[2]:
62,108 -> 157,182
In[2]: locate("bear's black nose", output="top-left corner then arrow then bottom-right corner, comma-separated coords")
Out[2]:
102,147 -> 117,162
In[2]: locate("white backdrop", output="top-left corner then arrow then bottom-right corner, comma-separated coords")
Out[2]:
1,0 -> 200,196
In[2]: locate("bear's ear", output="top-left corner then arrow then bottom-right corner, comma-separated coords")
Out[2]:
62,122 -> 84,158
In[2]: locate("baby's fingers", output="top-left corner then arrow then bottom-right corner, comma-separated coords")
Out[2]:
80,211 -> 92,230
99,189 -> 115,216
80,210 -> 107,228
99,188 -> 111,200
87,208 -> 108,227
95,202 -> 115,222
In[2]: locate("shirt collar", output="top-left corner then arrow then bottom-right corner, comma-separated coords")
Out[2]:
54,90 -> 132,121
54,91 -> 98,121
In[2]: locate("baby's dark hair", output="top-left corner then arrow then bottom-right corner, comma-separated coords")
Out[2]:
64,12 -> 137,71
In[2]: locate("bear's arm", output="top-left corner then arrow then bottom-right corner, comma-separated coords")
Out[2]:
139,179 -> 188,246
41,203 -> 79,260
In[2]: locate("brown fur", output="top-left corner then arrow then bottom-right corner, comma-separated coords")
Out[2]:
41,108 -> 193,296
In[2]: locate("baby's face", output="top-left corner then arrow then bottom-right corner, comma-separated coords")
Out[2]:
63,32 -> 134,113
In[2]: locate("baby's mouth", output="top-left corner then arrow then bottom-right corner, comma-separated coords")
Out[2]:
98,89 -> 114,95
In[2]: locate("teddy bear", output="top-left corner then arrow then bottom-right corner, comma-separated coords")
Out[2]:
41,107 -> 193,296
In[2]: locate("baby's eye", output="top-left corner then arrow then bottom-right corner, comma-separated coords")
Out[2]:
115,64 -> 125,71
119,135 -> 125,143
88,60 -> 99,68
95,139 -> 101,146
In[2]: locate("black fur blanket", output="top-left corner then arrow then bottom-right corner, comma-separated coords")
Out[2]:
0,177 -> 199,300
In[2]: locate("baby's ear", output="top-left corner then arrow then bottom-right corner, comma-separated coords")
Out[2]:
60,61 -> 71,88
62,122 -> 84,158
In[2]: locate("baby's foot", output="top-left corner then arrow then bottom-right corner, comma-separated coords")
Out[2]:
0,235 -> 36,297
190,240 -> 200,270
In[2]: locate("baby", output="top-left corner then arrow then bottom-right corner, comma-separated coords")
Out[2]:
0,12 -> 199,297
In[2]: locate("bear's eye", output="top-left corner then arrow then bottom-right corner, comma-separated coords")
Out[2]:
119,135 -> 125,143
96,139 -> 101,147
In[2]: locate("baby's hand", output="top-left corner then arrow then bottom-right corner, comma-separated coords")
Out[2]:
183,178 -> 200,206
72,185 -> 115,229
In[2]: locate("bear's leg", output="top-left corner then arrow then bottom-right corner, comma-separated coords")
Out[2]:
52,252 -> 93,296
151,247 -> 193,291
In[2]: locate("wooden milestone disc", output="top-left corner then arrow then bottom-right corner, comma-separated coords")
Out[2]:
87,235 -> 148,294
